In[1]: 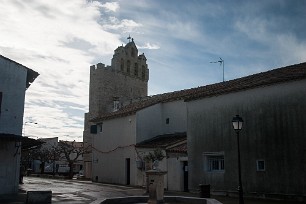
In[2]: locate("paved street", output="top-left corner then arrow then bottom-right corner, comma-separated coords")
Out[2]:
0,176 -> 304,204
2,176 -> 145,204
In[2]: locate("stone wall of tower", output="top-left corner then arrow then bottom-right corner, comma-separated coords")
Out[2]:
87,40 -> 149,117
88,62 -> 148,117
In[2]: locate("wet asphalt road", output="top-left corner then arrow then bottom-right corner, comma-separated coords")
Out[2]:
19,176 -> 145,204
2,176 -> 303,204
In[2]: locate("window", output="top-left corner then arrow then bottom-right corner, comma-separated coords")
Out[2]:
257,160 -> 265,171
208,156 -> 224,171
134,63 -> 138,76
127,60 -> 131,75
113,100 -> 120,112
203,152 -> 225,172
141,66 -> 146,80
90,125 -> 97,134
120,58 -> 124,71
97,123 -> 103,132
166,118 -> 169,124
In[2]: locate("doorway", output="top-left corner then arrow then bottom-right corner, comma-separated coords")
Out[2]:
126,158 -> 130,185
183,161 -> 188,192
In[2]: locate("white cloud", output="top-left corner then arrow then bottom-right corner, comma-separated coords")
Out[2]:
0,0 -> 124,141
138,43 -> 160,50
101,2 -> 119,12
102,17 -> 142,33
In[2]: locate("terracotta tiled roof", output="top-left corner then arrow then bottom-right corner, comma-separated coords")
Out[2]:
167,142 -> 187,153
185,62 -> 306,101
135,132 -> 186,149
91,62 -> 306,122
91,89 -> 194,122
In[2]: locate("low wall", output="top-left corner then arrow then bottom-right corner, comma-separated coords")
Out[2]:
100,196 -> 222,204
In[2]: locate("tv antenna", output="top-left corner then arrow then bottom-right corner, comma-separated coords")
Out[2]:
210,57 -> 224,82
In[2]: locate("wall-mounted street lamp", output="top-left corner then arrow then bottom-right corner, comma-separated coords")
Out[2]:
232,115 -> 244,204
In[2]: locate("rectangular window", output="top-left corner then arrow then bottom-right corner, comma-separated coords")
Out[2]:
113,100 -> 120,112
257,160 -> 265,171
203,152 -> 225,172
97,123 -> 103,132
90,125 -> 97,134
208,156 -> 224,171
134,63 -> 138,76
141,66 -> 145,80
166,118 -> 169,124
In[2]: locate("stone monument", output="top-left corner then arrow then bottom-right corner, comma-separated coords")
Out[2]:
146,160 -> 167,204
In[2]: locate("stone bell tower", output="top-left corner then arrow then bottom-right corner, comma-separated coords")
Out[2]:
82,37 -> 149,179
88,37 -> 149,116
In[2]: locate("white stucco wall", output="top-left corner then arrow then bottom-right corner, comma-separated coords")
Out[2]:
167,156 -> 188,191
92,100 -> 188,189
0,58 -> 27,135
187,79 -> 306,196
136,100 -> 187,142
0,142 -> 20,194
92,115 -> 138,185
0,57 -> 29,195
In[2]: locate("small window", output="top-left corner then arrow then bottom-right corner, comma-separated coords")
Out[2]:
257,160 -> 265,171
208,156 -> 224,171
90,125 -> 97,134
120,58 -> 124,71
166,118 -> 169,124
97,123 -> 103,132
113,100 -> 120,112
203,152 -> 225,172
141,66 -> 146,80
127,60 -> 131,75
134,63 -> 138,76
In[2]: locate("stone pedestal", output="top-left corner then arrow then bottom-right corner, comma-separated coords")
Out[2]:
146,170 -> 167,204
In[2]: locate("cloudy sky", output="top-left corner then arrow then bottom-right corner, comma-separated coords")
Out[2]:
1,0 -> 305,141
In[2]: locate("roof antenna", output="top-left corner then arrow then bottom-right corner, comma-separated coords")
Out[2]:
210,57 -> 225,82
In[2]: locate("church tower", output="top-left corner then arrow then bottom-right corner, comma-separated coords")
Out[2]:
88,38 -> 149,116
82,38 -> 149,178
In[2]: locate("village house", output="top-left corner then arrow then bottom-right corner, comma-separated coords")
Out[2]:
0,55 -> 38,195
185,63 -> 306,199
90,96 -> 189,191
83,39 -> 306,200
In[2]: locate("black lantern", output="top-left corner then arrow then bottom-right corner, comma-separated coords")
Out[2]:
232,115 -> 243,131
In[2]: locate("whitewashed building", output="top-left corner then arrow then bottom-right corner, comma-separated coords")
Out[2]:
185,63 -> 306,200
91,97 -> 189,191
0,55 -> 38,194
